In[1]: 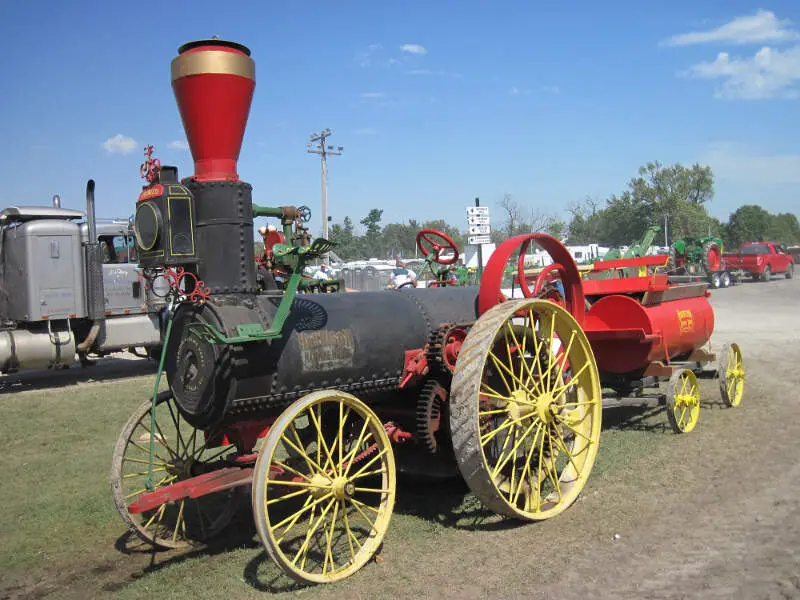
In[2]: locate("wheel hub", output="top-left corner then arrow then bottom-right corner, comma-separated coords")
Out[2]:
331,476 -> 355,500
508,389 -> 535,420
309,472 -> 331,499
535,393 -> 558,423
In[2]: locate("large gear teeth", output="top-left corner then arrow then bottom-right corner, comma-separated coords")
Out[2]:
415,379 -> 448,454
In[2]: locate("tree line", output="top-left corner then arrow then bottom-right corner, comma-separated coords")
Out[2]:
322,160 -> 799,261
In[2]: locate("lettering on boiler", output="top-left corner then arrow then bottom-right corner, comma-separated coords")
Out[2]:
677,309 -> 694,335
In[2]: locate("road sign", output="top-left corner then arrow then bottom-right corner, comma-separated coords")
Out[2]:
468,215 -> 490,226
469,224 -> 491,235
469,235 -> 492,245
466,206 -> 489,216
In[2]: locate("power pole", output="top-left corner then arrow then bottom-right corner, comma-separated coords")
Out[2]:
307,128 -> 343,241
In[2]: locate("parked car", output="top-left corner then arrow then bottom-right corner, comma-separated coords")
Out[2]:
723,242 -> 794,282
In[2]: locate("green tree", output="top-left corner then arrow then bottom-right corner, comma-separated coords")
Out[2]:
360,208 -> 384,258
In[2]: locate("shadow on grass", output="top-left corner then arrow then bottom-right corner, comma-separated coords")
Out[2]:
104,508 -> 261,593
0,357 -> 155,394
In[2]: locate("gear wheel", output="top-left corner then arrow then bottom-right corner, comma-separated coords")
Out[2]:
426,323 -> 468,374
416,380 -> 448,454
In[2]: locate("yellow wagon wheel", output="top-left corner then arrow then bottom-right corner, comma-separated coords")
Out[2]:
665,368 -> 701,434
252,390 -> 396,584
450,298 -> 602,521
110,391 -> 240,549
718,343 -> 744,407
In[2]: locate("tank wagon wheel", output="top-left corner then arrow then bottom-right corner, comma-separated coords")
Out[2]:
449,298 -> 602,521
252,390 -> 396,584
416,228 -> 459,265
110,391 -> 240,549
665,368 -> 701,434
718,343 -> 745,407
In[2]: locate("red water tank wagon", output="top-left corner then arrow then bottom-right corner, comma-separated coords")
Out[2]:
583,293 -> 715,375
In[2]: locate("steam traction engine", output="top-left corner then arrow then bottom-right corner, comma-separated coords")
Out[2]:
111,39 -> 746,584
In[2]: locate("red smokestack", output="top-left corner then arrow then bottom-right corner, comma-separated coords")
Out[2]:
171,39 -> 255,181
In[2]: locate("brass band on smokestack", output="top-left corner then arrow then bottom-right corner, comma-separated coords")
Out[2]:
171,39 -> 257,293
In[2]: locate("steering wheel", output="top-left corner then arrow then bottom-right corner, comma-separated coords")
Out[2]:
296,205 -> 312,223
532,263 -> 565,296
416,229 -> 459,265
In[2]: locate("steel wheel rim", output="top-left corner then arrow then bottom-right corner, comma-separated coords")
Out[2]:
719,343 -> 745,407
252,390 -> 396,584
451,299 -> 602,521
666,369 -> 700,433
110,393 -> 240,549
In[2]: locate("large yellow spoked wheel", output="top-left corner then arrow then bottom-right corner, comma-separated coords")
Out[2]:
110,391 -> 240,549
665,368 -> 701,434
450,299 -> 602,521
252,390 -> 396,584
718,343 -> 745,407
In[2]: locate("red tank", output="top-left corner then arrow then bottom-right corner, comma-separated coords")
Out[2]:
583,294 -> 715,375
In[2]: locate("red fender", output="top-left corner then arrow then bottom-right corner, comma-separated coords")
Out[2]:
478,234 -> 585,326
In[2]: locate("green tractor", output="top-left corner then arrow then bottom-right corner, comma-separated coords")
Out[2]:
666,235 -> 731,288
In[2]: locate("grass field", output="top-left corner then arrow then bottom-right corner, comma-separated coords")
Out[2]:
1,277 -> 798,600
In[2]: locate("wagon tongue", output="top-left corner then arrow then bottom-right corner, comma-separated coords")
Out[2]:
170,39 -> 256,182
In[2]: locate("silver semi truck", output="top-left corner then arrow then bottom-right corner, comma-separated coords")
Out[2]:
0,180 -> 165,373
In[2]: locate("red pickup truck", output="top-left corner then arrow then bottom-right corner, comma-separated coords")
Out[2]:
723,242 -> 795,281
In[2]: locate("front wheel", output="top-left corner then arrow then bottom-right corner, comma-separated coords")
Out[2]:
720,271 -> 731,288
786,264 -> 794,279
762,266 -> 771,282
252,390 -> 396,584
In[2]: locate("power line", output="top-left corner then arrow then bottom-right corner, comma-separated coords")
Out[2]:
306,128 -> 343,241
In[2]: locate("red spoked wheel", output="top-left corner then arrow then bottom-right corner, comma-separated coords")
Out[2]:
479,234 -> 586,326
416,229 -> 459,265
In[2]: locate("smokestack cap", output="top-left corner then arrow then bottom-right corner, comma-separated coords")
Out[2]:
178,39 -> 251,56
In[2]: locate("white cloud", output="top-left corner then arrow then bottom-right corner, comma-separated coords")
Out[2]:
509,87 -> 531,96
357,43 -> 383,67
102,134 -> 137,154
360,92 -> 385,99
685,45 -> 800,99
168,140 -> 190,150
355,128 -> 379,136
702,142 -> 800,184
539,84 -> 560,94
664,10 -> 800,46
400,44 -> 427,55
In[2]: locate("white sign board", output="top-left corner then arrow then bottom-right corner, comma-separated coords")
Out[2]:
469,234 -> 492,245
469,224 -> 491,236
468,215 -> 490,226
466,206 -> 489,216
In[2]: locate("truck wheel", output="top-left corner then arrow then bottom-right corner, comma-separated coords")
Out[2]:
786,264 -> 794,280
710,273 -> 721,289
720,271 -> 731,288
762,266 -> 771,282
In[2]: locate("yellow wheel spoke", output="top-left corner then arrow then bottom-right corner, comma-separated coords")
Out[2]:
266,486 -> 311,506
270,491 -> 333,532
322,501 -> 340,575
349,447 -> 388,480
291,497 -> 336,567
273,495 -> 314,545
341,419 -> 372,477
491,418 -> 539,479
308,405 -> 337,474
511,423 -> 543,506
348,498 -> 378,532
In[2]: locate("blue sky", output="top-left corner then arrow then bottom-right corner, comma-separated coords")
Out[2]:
2,0 -> 799,237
